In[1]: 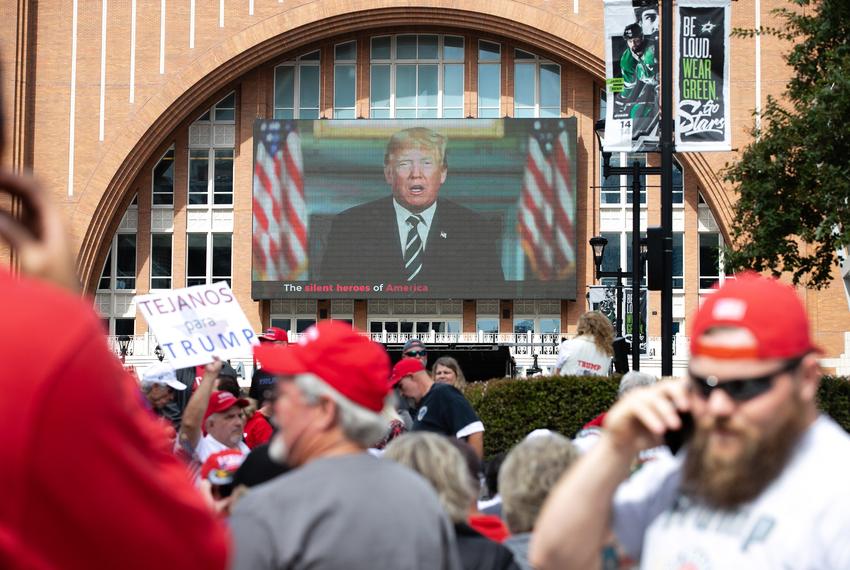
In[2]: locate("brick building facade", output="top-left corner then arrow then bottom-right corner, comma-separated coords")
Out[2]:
2,0 -> 848,373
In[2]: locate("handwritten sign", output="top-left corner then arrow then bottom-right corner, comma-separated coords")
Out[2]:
675,0 -> 731,151
136,282 -> 258,369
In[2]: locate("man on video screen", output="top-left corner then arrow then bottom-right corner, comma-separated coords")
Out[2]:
319,127 -> 503,288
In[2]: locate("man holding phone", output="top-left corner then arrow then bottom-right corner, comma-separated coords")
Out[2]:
531,273 -> 850,569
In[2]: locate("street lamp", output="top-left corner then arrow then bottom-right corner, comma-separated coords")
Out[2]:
154,344 -> 165,362
588,235 -> 623,338
117,335 -> 132,364
593,120 -> 662,372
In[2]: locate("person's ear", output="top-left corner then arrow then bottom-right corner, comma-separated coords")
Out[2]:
440,165 -> 447,185
384,163 -> 394,185
315,395 -> 338,430
797,353 -> 822,403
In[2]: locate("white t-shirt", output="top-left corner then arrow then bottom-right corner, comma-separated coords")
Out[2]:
195,434 -> 249,464
612,415 -> 850,569
555,336 -> 612,376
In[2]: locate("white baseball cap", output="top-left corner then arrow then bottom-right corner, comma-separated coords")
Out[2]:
141,363 -> 186,391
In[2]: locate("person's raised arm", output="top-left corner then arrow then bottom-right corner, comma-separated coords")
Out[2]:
530,380 -> 689,570
178,359 -> 222,451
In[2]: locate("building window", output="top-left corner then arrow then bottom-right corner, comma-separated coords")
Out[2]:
189,149 -> 233,205
334,41 -> 357,119
369,34 -> 464,118
188,92 -> 235,206
274,50 -> 321,119
600,153 -> 647,205
187,233 -> 232,287
514,49 -> 560,118
672,232 -> 684,290
152,147 -> 174,206
476,318 -> 499,334
151,234 -> 172,289
478,40 -> 501,118
673,159 -> 684,205
96,234 -> 138,291
115,318 -> 135,336
699,232 -> 722,290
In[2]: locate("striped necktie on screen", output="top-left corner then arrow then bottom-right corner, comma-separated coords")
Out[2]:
404,214 -> 425,281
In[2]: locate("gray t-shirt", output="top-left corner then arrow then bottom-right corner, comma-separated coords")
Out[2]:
230,453 -> 463,570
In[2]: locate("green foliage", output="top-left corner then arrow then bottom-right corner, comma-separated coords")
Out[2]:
466,374 -> 850,457
724,0 -> 850,288
818,376 -> 850,432
464,375 -> 619,458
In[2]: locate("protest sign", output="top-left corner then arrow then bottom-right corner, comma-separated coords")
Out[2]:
136,282 -> 258,369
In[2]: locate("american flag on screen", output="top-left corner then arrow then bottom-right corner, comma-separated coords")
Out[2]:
253,121 -> 308,280
517,120 -> 576,280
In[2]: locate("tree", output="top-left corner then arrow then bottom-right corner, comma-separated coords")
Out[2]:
723,0 -> 850,288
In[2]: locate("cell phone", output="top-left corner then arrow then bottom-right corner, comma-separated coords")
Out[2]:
663,411 -> 694,455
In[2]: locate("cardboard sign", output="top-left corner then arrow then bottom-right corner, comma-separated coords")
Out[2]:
136,282 -> 258,369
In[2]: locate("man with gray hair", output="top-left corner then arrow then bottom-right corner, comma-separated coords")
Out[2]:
140,362 -> 187,414
499,432 -> 579,570
230,320 -> 462,570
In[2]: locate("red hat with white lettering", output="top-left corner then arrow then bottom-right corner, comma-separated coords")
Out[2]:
390,357 -> 426,386
201,449 -> 245,485
253,320 -> 391,412
690,272 -> 820,359
259,327 -> 288,343
203,390 -> 249,424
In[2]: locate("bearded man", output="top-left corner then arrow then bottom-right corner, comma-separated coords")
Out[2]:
530,273 -> 850,569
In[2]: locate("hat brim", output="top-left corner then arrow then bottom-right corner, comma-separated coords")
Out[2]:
164,379 -> 187,391
254,343 -> 307,376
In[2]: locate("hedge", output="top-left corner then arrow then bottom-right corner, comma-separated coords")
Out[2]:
463,374 -> 850,458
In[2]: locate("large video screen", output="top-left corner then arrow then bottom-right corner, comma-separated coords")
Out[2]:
251,118 -> 577,300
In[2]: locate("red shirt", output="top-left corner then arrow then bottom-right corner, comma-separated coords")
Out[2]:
0,270 -> 230,569
244,410 -> 274,449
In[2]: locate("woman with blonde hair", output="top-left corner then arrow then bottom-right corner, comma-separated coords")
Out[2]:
554,311 -> 614,377
433,356 -> 467,390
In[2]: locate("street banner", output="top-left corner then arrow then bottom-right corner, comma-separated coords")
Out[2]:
588,285 -> 648,354
603,0 -> 661,152
675,0 -> 732,151
136,282 -> 258,369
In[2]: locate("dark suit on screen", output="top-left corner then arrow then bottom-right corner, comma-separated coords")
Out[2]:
318,196 -> 503,291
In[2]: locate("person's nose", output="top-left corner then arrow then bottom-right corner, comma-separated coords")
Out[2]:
408,161 -> 423,178
705,386 -> 736,418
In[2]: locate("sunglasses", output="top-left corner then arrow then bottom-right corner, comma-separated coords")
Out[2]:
688,357 -> 802,403
404,350 -> 427,358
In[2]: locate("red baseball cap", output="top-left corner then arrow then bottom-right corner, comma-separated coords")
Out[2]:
390,357 -> 426,386
259,327 -> 289,343
203,390 -> 249,424
253,320 -> 391,412
690,273 -> 820,359
201,449 -> 245,485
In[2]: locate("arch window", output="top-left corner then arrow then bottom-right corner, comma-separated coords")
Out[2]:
478,40 -> 502,118
334,41 -> 357,118
188,92 -> 235,206
514,49 -> 561,117
370,34 -> 465,118
274,51 -> 321,119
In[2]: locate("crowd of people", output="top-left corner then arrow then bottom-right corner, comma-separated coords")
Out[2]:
4,125 -> 850,569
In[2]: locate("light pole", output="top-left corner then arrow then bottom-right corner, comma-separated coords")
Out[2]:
117,335 -> 132,365
592,120 -> 660,372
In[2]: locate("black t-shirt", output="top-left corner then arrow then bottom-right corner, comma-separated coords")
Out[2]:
412,383 -> 481,438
